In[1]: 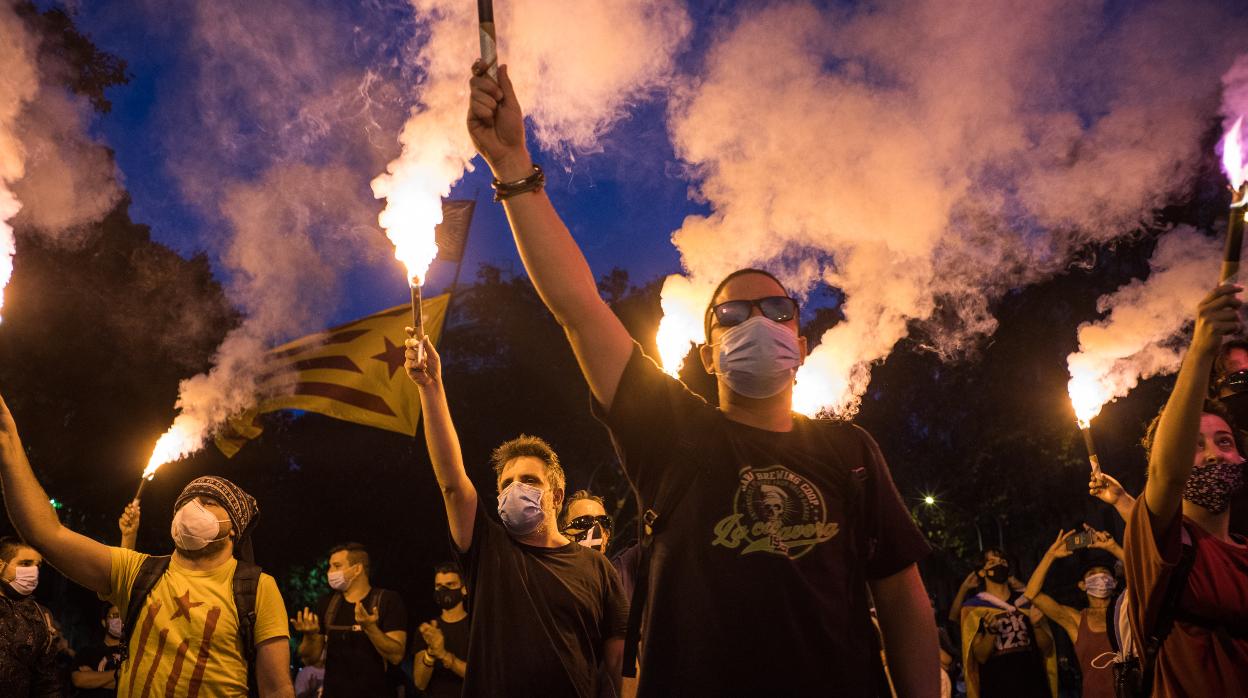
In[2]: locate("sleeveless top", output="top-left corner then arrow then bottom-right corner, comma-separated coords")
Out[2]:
1074,607 -> 1114,698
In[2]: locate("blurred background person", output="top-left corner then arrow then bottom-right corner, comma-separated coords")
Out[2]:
70,603 -> 123,697
0,536 -> 61,696
412,562 -> 469,698
561,490 -> 613,554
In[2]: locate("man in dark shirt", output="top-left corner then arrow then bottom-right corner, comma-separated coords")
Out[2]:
403,337 -> 628,697
70,603 -> 123,697
291,543 -> 407,698
461,59 -> 938,696
0,536 -> 60,697
411,562 -> 470,698
960,549 -> 1054,698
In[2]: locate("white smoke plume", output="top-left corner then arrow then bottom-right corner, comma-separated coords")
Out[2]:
0,0 -> 121,321
372,0 -> 691,281
1067,226 -> 1221,424
657,0 -> 1241,416
1223,54 -> 1248,135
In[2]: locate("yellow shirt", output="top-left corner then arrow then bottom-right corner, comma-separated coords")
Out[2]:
104,547 -> 289,698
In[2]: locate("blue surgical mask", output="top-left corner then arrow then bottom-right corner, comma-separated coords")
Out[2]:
497,481 -> 546,535
715,316 -> 802,399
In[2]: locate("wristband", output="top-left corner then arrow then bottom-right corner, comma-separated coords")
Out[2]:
421,651 -> 436,667
492,164 -> 545,202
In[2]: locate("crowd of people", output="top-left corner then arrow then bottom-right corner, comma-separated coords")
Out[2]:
1,59 -> 1247,698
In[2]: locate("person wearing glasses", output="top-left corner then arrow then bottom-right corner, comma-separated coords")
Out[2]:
562,490 -> 614,553
463,59 -> 939,697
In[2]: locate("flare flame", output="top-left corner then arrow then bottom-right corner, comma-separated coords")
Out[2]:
1224,117 -> 1246,191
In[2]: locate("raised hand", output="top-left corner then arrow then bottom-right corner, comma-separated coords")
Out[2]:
118,502 -> 140,538
404,330 -> 440,389
1192,284 -> 1243,357
1088,472 -> 1127,506
1045,529 -> 1075,559
354,601 -> 380,629
420,620 -> 446,658
466,61 -> 531,180
290,607 -> 320,634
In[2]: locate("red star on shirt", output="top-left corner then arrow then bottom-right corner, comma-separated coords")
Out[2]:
170,590 -> 204,621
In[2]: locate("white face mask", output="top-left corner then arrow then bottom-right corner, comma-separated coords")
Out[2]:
714,316 -> 802,399
107,617 -> 124,638
6,564 -> 39,595
327,568 -> 354,592
170,499 -> 230,551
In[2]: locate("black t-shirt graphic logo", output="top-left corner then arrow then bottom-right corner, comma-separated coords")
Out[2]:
711,465 -> 840,559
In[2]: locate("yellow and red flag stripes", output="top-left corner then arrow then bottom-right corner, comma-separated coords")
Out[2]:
215,294 -> 449,457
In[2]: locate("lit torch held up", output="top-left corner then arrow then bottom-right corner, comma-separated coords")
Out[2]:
1220,117 -> 1248,284
134,425 -> 195,502
1068,370 -> 1108,475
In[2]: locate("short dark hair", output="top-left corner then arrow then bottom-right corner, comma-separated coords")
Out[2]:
976,547 -> 1007,569
490,435 -> 566,494
434,562 -> 463,582
1142,399 -> 1248,461
328,543 -> 370,575
1084,565 -> 1114,579
703,268 -> 798,343
0,536 -> 30,563
561,489 -> 606,528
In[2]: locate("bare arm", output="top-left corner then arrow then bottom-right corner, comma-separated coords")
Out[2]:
467,63 -> 634,409
255,637 -> 295,698
71,669 -> 115,690
1146,285 -> 1240,523
1089,472 -> 1136,523
406,336 -> 478,552
603,637 -> 624,697
870,564 -> 939,698
413,651 -> 435,691
0,395 -> 112,595
118,502 -> 139,551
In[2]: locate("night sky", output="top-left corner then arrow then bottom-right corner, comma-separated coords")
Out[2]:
57,0 -> 733,330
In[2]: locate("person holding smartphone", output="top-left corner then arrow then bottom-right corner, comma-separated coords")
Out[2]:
1023,527 -> 1122,698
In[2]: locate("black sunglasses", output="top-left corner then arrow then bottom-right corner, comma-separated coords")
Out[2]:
709,296 -> 799,330
564,514 -> 613,535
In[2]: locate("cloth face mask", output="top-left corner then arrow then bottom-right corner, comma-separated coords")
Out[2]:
497,481 -> 546,536
714,316 -> 802,399
1182,459 -> 1247,514
1083,573 -> 1116,599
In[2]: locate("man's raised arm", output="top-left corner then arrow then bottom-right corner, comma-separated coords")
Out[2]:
466,62 -> 634,409
0,394 -> 112,594
406,334 -> 478,551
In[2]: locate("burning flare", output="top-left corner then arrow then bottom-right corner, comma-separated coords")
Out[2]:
373,176 -> 443,288
1224,117 -> 1246,191
143,419 -> 207,481
1067,368 -> 1111,429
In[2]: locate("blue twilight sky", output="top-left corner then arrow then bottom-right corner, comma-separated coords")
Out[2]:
53,0 -> 748,333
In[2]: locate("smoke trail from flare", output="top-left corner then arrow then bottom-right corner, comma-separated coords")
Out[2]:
372,0 -> 691,284
658,0 -> 1241,416
1066,226 -> 1220,423
0,2 -> 40,321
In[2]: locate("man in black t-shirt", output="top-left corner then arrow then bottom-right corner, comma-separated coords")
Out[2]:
412,562 -> 470,698
960,550 -> 1054,698
70,603 -> 123,697
403,337 -> 628,697
461,60 -> 938,696
291,543 -> 407,697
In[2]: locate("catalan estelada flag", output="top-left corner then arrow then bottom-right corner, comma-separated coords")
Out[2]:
215,294 -> 450,456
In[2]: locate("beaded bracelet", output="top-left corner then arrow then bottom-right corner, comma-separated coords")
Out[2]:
492,164 -> 545,202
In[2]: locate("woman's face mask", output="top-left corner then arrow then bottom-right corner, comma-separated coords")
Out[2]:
106,617 -> 124,638
1084,573 -> 1117,599
170,499 -> 230,551
3,563 -> 39,596
497,481 -> 546,536
1183,459 -> 1247,514
713,316 -> 802,399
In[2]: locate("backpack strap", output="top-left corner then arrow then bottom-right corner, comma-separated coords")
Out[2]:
1138,526 -> 1197,695
116,555 -> 172,683
232,559 -> 263,697
621,431 -> 706,678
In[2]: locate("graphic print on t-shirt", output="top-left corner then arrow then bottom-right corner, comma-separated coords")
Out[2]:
711,465 -> 840,558
986,611 -> 1033,654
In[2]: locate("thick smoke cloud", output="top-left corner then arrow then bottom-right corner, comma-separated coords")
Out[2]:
0,0 -> 121,320
659,0 -> 1241,416
157,0 -> 692,461
1067,226 -> 1220,420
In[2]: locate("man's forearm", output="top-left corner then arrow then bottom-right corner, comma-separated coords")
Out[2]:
0,436 -> 63,547
413,651 -> 435,689
872,566 -> 939,698
419,384 -> 471,495
441,651 -> 467,679
363,626 -> 404,665
297,634 -> 323,666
